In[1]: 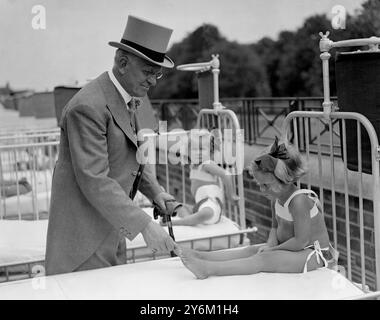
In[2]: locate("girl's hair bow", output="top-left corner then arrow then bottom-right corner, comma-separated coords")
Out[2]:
254,136 -> 289,172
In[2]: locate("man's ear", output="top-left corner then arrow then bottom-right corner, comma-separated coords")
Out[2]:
118,54 -> 130,74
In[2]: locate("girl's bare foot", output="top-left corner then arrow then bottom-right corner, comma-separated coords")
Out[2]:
181,255 -> 209,279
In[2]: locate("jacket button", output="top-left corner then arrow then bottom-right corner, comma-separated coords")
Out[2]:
120,227 -> 131,236
132,171 -> 138,176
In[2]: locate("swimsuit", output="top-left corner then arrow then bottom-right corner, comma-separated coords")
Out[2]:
303,241 -> 339,273
190,161 -> 223,225
275,189 -> 339,273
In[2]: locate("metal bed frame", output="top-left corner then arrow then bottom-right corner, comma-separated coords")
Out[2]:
0,140 -> 58,220
280,32 -> 380,299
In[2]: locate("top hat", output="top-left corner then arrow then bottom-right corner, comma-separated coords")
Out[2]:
109,15 -> 174,68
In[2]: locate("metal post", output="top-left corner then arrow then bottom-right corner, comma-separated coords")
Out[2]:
319,32 -> 333,119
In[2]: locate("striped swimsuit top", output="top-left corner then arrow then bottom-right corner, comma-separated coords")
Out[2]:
275,189 -> 320,222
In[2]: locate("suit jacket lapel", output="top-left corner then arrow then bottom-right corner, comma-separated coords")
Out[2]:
97,72 -> 138,148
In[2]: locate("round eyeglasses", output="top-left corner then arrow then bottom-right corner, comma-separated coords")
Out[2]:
142,69 -> 163,80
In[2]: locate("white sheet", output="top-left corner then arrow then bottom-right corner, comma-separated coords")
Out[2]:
0,208 -> 241,266
0,258 -> 364,300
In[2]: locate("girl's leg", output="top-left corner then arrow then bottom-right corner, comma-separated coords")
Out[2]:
175,244 -> 261,261
160,205 -> 192,226
171,206 -> 214,226
176,204 -> 193,218
180,248 -> 324,279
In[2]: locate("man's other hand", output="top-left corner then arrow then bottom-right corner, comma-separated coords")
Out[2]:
141,221 -> 175,253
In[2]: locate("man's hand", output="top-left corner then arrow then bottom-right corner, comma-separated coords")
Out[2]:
141,221 -> 176,253
153,192 -> 175,212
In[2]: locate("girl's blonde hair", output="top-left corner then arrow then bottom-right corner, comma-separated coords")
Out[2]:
249,137 -> 307,184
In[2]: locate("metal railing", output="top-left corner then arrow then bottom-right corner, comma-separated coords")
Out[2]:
151,96 -> 340,153
0,140 -> 59,220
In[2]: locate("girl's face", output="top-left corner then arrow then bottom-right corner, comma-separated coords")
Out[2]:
189,146 -> 210,164
189,135 -> 213,164
253,170 -> 284,198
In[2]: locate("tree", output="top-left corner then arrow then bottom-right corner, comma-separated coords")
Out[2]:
150,24 -> 270,99
150,0 -> 379,99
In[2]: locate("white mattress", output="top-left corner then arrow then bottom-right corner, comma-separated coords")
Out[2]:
0,208 -> 241,266
0,220 -> 48,266
0,257 -> 365,300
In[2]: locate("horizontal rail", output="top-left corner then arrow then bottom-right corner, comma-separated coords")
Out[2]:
127,227 -> 257,251
0,141 -> 59,150
0,132 -> 60,142
332,37 -> 380,49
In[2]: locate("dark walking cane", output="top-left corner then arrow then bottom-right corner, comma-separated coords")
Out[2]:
153,199 -> 183,257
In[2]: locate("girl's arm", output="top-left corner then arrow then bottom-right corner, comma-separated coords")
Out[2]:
171,209 -> 214,226
202,163 -> 237,200
266,199 -> 279,246
258,200 -> 278,252
265,194 -> 311,252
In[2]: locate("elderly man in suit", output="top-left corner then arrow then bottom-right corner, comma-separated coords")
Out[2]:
45,16 -> 177,275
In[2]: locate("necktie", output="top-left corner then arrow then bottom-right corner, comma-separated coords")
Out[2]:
128,98 -> 136,133
128,98 -> 138,134
128,97 -> 143,200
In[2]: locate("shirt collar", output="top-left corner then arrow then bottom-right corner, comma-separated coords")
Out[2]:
108,70 -> 132,108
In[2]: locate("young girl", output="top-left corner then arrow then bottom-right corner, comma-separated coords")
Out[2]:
175,137 -> 337,279
168,129 -> 239,226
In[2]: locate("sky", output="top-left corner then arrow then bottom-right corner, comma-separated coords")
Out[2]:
0,0 -> 367,91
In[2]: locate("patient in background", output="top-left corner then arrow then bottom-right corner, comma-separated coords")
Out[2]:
166,129 -> 239,226
175,137 -> 338,279
0,177 -> 32,198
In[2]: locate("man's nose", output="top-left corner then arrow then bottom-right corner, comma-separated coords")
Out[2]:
147,76 -> 157,86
